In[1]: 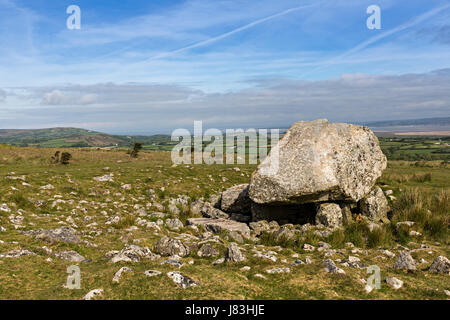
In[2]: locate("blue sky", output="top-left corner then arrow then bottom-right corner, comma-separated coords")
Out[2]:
0,0 -> 449,133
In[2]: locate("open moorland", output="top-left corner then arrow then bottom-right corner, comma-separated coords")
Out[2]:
0,145 -> 448,300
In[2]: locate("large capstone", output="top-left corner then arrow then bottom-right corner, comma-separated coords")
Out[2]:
249,119 -> 386,205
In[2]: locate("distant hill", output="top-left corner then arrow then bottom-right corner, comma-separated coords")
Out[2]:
362,117 -> 450,127
0,127 -> 171,148
2,117 -> 449,147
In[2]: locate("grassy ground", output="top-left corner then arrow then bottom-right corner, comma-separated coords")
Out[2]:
0,146 -> 448,300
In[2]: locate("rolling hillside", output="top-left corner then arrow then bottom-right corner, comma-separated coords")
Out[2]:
0,128 -> 134,148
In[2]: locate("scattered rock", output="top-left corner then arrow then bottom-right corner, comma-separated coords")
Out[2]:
212,258 -> 225,265
167,271 -> 199,289
386,277 -> 403,290
253,251 -> 277,262
201,203 -> 229,219
110,245 -> 160,263
197,244 -> 219,257
54,250 -> 85,262
393,251 -> 416,271
266,267 -> 290,274
340,256 -> 365,269
112,267 -> 134,283
24,227 -> 80,244
82,289 -> 103,300
303,244 -> 315,252
93,174 -> 114,182
0,203 -> 11,213
225,243 -> 246,262
144,270 -> 162,277
165,218 -> 184,231
0,249 -> 35,258
323,259 -> 345,274
429,256 -> 450,274
160,256 -> 184,268
154,237 -> 190,257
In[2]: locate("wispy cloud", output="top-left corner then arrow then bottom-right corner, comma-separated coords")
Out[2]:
300,2 -> 450,77
141,2 -> 322,62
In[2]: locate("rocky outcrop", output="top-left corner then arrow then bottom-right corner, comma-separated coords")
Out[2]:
249,119 -> 386,205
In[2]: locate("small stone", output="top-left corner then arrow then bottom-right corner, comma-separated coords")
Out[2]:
167,271 -> 199,289
144,270 -> 162,277
429,256 -> 450,274
213,258 -> 225,265
110,245 -> 160,263
165,218 -> 184,231
197,244 -> 219,257
303,244 -> 315,252
154,237 -> 190,257
225,243 -> 246,262
386,277 -> 403,290
266,267 -> 290,274
82,289 -> 103,300
0,249 -> 35,258
160,256 -> 184,268
54,250 -> 85,262
393,251 -> 416,271
323,259 -> 345,274
112,267 -> 134,283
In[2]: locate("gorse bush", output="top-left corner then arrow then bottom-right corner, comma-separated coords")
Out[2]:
50,150 -> 72,164
130,142 -> 143,158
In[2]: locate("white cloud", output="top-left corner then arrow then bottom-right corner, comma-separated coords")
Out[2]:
2,68 -> 446,133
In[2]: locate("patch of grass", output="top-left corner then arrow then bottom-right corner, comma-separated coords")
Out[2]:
10,192 -> 32,210
113,215 -> 136,229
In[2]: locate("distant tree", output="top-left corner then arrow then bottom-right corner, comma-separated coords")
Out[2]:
60,152 -> 72,165
51,151 -> 60,163
130,142 -> 143,158
50,151 -> 72,164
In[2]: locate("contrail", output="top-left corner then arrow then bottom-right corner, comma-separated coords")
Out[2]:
300,3 -> 450,78
139,2 -> 322,63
